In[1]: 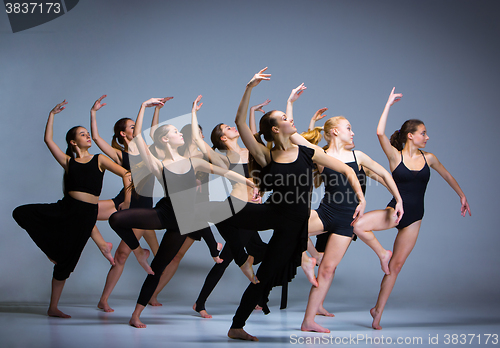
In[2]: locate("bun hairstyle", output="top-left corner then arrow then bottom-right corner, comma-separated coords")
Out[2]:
210,123 -> 228,151
111,118 -> 133,151
390,119 -> 424,151
301,116 -> 348,188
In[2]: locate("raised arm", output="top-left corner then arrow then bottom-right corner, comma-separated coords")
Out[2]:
133,98 -> 166,178
312,148 -> 366,223
426,152 -> 471,217
285,83 -> 307,123
90,95 -> 122,164
377,87 -> 403,165
192,158 -> 256,192
234,68 -> 271,167
190,95 -> 228,168
356,151 -> 404,223
150,97 -> 173,140
308,108 -> 328,131
249,99 -> 271,134
44,100 -> 70,170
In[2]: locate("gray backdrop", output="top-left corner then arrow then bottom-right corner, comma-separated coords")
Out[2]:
1,0 -> 498,308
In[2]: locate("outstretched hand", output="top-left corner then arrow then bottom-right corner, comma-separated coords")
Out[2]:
143,98 -> 166,108
251,99 -> 271,114
288,83 -> 307,103
247,67 -> 271,88
91,95 -> 107,112
460,196 -> 471,217
192,95 -> 203,112
387,87 -> 403,106
50,100 -> 68,115
156,97 -> 173,109
312,108 -> 328,122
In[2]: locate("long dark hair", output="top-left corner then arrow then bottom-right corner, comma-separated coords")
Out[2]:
112,118 -> 133,151
179,123 -> 202,156
210,123 -> 228,151
248,111 -> 277,190
390,119 -> 424,151
63,126 -> 82,195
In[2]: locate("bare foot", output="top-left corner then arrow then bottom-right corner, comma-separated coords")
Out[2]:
301,255 -> 318,287
193,304 -> 212,318
129,316 -> 147,328
317,305 -> 335,317
380,250 -> 392,275
370,307 -> 382,330
148,298 -> 162,306
254,305 -> 262,311
228,328 -> 258,341
97,300 -> 114,312
100,242 -> 115,266
133,248 -> 154,275
301,320 -> 330,333
47,308 -> 71,318
240,255 -> 259,284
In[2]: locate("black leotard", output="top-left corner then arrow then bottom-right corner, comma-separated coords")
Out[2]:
387,150 -> 430,229
315,151 -> 366,238
66,155 -> 104,196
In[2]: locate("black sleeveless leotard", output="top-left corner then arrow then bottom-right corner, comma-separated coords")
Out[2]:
387,150 -> 430,229
112,150 -> 154,209
315,151 -> 366,238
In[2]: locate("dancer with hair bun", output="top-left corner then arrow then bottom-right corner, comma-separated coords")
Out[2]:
354,88 -> 471,330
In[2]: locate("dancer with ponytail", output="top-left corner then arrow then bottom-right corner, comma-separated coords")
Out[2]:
192,96 -> 269,318
108,97 -> 256,328
215,68 -> 365,341
354,88 -> 471,330
12,99 -> 132,318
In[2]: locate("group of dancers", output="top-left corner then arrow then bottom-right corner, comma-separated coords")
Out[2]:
13,68 -> 471,341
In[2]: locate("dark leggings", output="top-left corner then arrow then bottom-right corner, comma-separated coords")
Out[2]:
212,199 -> 308,329
194,230 -> 267,312
109,207 -> 187,306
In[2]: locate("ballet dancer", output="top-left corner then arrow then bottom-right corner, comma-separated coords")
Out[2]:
107,97 -> 256,328
12,99 -> 133,318
354,87 -> 471,330
216,68 -> 365,341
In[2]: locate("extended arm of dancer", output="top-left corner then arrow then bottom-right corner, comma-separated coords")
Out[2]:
44,100 -> 70,169
308,108 -> 328,131
150,97 -> 173,140
90,95 -> 122,164
377,88 -> 403,166
355,151 -> 404,223
234,68 -> 271,167
98,155 -> 132,210
191,157 -> 256,192
249,99 -> 271,134
286,83 -> 307,122
191,95 -> 228,168
425,153 -> 471,216
133,98 -> 167,178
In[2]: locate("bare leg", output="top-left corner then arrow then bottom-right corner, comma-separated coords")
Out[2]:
228,328 -> 258,341
353,208 -> 398,275
47,277 -> 71,318
371,222 -> 420,330
149,237 -> 194,306
240,255 -> 259,284
129,303 -> 147,328
301,234 -> 351,333
142,229 -> 159,256
302,210 -> 326,287
90,225 -> 114,266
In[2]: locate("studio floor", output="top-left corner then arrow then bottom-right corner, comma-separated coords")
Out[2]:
1,293 -> 498,348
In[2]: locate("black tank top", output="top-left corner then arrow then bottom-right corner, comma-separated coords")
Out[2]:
262,145 -> 315,218
320,151 -> 366,209
66,155 -> 104,196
